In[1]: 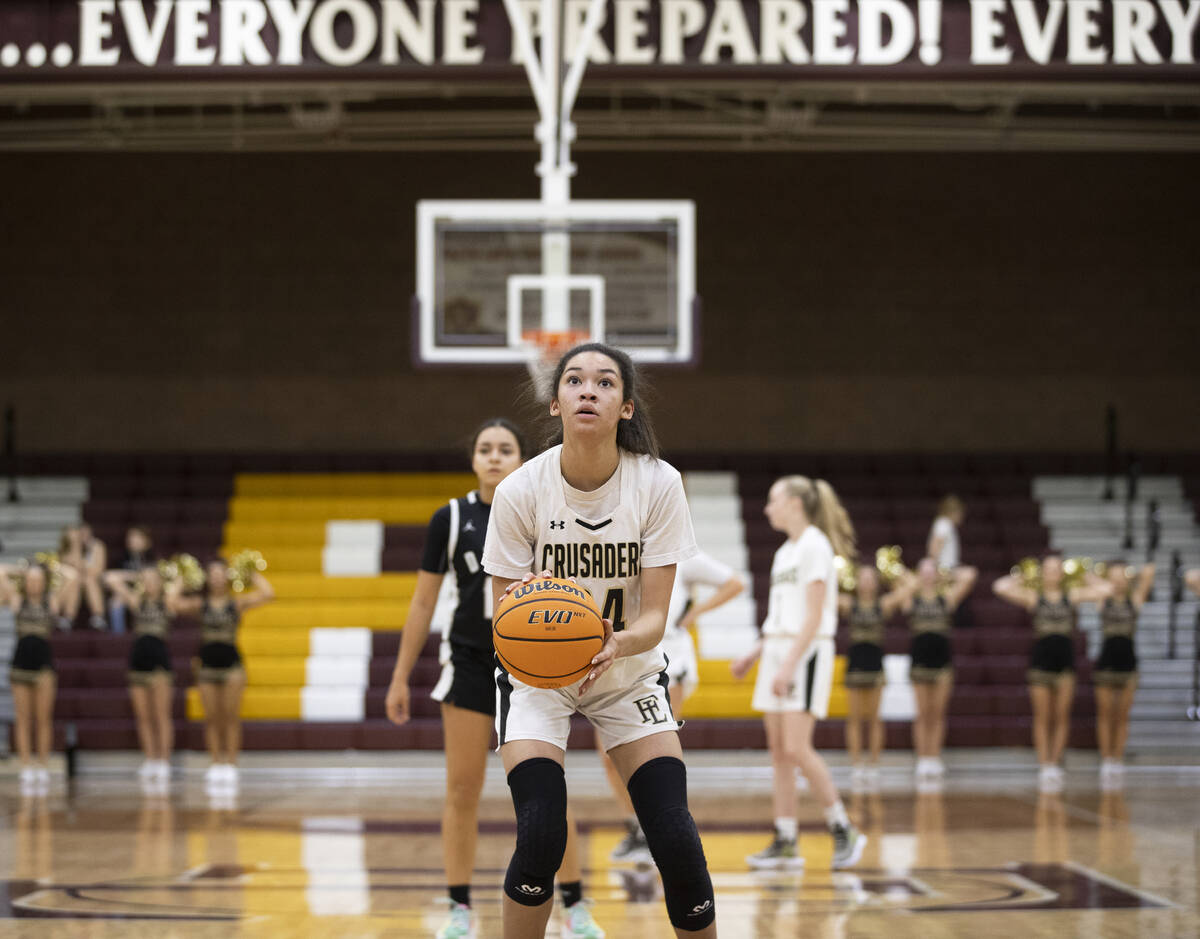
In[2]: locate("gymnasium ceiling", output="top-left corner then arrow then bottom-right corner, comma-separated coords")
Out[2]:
1,77 -> 1198,152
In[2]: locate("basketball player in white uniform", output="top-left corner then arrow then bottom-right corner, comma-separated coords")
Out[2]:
731,476 -> 867,871
484,343 -> 718,939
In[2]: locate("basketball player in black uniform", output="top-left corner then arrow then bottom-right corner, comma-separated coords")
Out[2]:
994,555 -> 1109,790
385,419 -> 604,939
1,561 -> 76,791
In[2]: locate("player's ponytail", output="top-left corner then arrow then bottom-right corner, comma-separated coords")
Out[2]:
779,476 -> 857,561
543,342 -> 660,460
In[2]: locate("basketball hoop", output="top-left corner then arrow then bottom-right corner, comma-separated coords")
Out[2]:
524,328 -> 591,402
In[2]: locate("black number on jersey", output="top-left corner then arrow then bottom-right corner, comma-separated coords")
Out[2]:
602,588 -> 626,632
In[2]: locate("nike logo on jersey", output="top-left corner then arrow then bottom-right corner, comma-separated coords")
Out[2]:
575,518 -> 613,531
550,520 -> 566,530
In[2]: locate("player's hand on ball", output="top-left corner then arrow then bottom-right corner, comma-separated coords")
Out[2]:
385,680 -> 410,725
504,569 -> 555,598
578,617 -> 616,695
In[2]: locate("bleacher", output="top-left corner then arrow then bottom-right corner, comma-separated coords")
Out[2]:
5,450 -> 1197,756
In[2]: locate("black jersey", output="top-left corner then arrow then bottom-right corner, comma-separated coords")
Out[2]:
849,601 -> 885,645
421,491 -> 493,652
910,594 -> 950,635
1033,593 -> 1074,636
202,598 -> 240,644
1100,597 -> 1137,639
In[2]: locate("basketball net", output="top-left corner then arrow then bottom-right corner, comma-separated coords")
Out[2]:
524,328 -> 590,402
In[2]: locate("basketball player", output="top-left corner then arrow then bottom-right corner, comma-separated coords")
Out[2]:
1088,562 -> 1154,783
105,566 -> 183,786
175,560 -> 274,792
385,418 -> 605,939
730,476 -> 866,871
837,565 -> 914,786
483,343 -> 718,938
900,559 -> 977,783
1,562 -> 76,791
993,556 -> 1109,790
608,548 -> 745,863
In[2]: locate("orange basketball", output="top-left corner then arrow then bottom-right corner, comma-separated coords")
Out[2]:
493,577 -> 605,689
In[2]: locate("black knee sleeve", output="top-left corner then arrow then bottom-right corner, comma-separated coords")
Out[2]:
627,756 -> 715,931
503,757 -> 567,907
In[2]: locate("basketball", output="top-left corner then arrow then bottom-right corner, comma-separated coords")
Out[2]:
493,577 -> 606,689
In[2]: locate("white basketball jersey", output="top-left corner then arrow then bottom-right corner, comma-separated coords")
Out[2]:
762,526 -> 838,641
483,445 -> 697,690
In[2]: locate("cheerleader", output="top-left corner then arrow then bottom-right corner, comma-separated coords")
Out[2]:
386,418 -> 604,939
1,562 -> 75,790
837,566 -> 914,785
105,566 -> 184,785
901,559 -> 977,782
607,549 -> 744,863
483,344 -> 717,939
730,476 -> 867,872
1090,562 -> 1154,782
993,556 -> 1109,790
176,561 -> 274,792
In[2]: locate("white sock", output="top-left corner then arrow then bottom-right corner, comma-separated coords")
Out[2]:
774,817 -> 797,841
823,801 -> 849,830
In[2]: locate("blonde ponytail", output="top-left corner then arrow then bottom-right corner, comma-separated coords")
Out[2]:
778,475 -> 858,562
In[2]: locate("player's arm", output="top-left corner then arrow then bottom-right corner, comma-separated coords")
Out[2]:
0,564 -> 19,610
103,569 -> 140,607
992,573 -> 1038,611
236,572 -> 276,612
945,565 -> 978,611
1131,563 -> 1156,607
1185,568 -> 1200,598
678,571 -> 745,632
578,564 -> 677,696
881,569 -> 918,617
1069,575 -> 1113,606
772,580 -> 825,697
386,570 -> 446,725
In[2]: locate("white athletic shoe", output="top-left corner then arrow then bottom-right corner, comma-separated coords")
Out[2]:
1037,765 -> 1063,792
222,764 -> 240,787
138,760 -> 157,781
18,766 -> 38,793
434,900 -> 476,939
561,898 -> 606,938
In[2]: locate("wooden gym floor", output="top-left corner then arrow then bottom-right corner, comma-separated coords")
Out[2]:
1,750 -> 1198,938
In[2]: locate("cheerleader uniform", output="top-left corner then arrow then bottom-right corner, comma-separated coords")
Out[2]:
1028,593 -> 1075,686
844,601 -> 886,689
1094,597 -> 1138,687
128,597 -> 172,684
9,598 -> 55,685
196,598 -> 243,684
908,594 -> 952,684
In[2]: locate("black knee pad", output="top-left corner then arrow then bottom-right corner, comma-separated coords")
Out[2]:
503,757 -> 567,907
627,756 -> 715,931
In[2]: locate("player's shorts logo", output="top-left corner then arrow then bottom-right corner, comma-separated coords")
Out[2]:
634,694 -> 669,725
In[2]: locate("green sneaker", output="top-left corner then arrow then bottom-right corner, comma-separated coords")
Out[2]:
435,900 -> 475,939
746,836 -> 804,870
561,898 -> 606,938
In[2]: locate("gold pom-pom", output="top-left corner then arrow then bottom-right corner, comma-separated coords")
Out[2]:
1062,557 -> 1093,591
158,554 -> 205,592
874,545 -> 907,585
228,550 -> 267,593
1011,557 -> 1041,590
31,551 -> 65,593
834,555 -> 857,593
